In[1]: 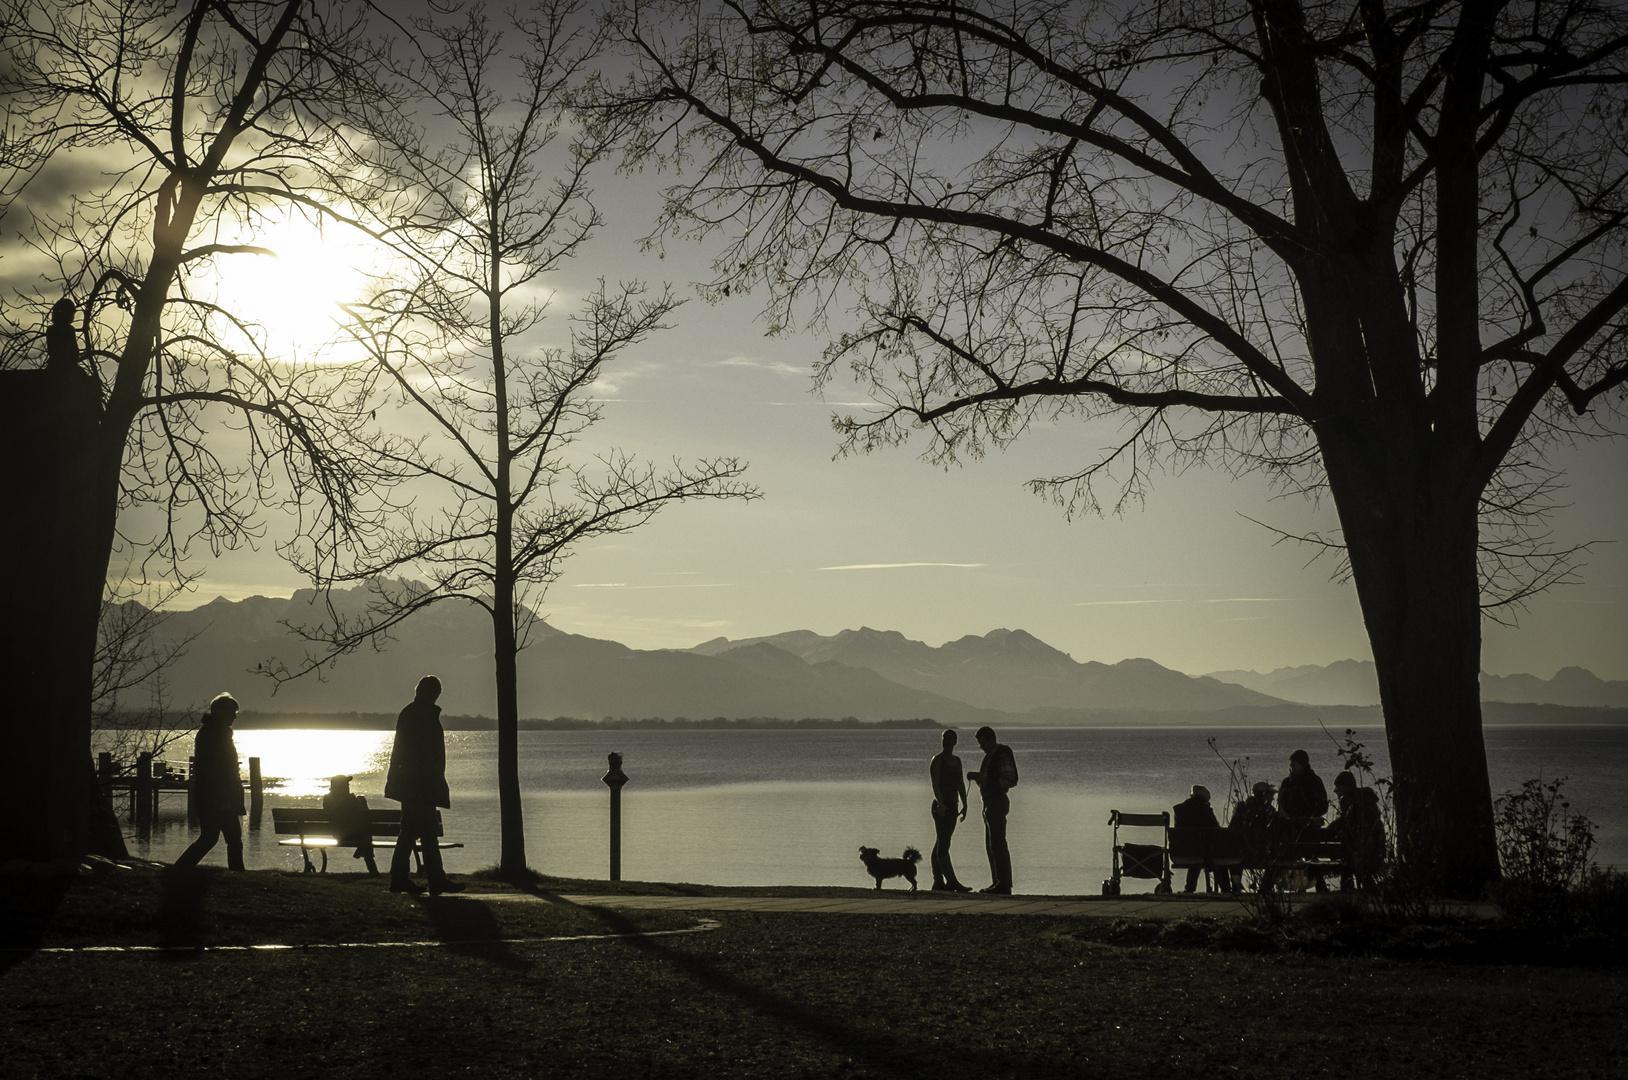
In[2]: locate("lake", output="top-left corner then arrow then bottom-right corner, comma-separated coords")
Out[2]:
109,724 -> 1628,895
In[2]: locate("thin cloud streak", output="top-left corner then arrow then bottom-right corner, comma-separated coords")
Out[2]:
1073,599 -> 1184,607
572,582 -> 735,590
818,562 -> 985,571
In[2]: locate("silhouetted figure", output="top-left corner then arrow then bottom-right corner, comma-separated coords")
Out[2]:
174,693 -> 247,871
323,774 -> 378,875
1278,748 -> 1330,891
1229,780 -> 1277,866
46,297 -> 80,373
968,725 -> 1017,894
385,675 -> 461,895
928,728 -> 971,892
1326,770 -> 1386,890
1173,784 -> 1229,893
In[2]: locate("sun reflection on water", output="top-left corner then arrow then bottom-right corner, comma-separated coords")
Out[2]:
231,729 -> 393,798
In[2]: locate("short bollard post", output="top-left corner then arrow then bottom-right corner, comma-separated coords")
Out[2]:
248,756 -> 263,825
602,752 -> 629,882
135,752 -> 153,833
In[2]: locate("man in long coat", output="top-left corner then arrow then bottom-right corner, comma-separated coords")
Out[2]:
385,675 -> 460,894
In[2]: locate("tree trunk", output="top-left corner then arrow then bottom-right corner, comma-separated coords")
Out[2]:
1320,422 -> 1500,896
1,371 -> 109,862
492,599 -> 526,875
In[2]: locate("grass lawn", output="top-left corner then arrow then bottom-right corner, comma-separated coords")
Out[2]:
2,862 -> 1623,1079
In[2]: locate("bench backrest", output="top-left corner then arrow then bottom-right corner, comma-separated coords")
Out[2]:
271,806 -> 441,839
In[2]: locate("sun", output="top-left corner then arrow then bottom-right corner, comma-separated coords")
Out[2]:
207,211 -> 385,361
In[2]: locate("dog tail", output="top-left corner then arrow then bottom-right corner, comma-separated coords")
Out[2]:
903,847 -> 922,864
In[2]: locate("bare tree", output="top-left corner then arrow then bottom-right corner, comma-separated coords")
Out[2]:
276,0 -> 758,875
590,0 -> 1628,890
0,0 -> 402,859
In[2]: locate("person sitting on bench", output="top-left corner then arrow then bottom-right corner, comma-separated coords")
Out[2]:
1173,784 -> 1229,893
322,774 -> 379,875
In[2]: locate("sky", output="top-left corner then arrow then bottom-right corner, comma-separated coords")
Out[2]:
146,160 -> 1628,682
12,5 -> 1626,683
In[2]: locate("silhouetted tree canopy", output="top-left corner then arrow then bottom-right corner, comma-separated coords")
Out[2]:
589,0 -> 1628,890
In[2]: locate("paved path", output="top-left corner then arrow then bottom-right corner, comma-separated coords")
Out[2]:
469,891 -> 1259,919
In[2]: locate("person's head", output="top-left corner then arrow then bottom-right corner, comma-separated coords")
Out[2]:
941,728 -> 958,750
415,675 -> 442,703
1334,770 -> 1356,792
1289,748 -> 1310,773
206,693 -> 239,723
1252,780 -> 1276,799
51,297 -> 75,326
329,774 -> 352,793
1191,784 -> 1211,803
974,726 -> 997,751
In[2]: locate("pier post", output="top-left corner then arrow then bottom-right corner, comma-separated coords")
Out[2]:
135,752 -> 153,833
248,757 -> 262,826
601,752 -> 628,882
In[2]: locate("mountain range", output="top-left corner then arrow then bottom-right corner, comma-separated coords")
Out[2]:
1205,660 -> 1628,709
109,583 -> 1626,723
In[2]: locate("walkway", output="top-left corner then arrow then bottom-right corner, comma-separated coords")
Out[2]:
472,891 -> 1258,918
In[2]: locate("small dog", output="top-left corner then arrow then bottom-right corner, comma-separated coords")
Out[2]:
858,846 -> 923,891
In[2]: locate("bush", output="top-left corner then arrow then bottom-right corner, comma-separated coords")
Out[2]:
1492,775 -> 1599,926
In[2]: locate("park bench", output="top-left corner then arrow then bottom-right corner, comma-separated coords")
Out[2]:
271,806 -> 462,874
1166,828 -> 1351,892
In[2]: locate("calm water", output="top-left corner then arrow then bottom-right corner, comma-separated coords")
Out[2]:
109,725 -> 1628,895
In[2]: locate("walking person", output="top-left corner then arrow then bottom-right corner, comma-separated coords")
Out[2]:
928,729 -> 971,892
385,675 -> 461,895
967,725 -> 1018,895
174,693 -> 246,871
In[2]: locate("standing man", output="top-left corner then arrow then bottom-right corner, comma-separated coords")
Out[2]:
175,693 -> 247,871
928,729 -> 971,892
385,675 -> 461,895
967,725 -> 1018,895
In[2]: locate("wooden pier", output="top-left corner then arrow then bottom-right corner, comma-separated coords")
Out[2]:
97,751 -> 263,828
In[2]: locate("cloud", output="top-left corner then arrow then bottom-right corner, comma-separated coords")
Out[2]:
572,582 -> 734,590
818,562 -> 985,571
1205,597 -> 1284,604
714,355 -> 805,378
1073,599 -> 1184,606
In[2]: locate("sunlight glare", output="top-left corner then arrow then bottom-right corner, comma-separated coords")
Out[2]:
209,213 -> 384,361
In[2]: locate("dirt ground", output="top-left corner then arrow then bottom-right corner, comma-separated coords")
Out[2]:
2,864 -> 1624,1079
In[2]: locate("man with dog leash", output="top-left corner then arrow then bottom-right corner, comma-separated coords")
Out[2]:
967,726 -> 1019,895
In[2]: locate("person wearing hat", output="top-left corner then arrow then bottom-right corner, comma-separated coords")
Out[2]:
1228,780 -> 1278,875
1172,783 -> 1227,893
174,692 -> 247,871
1326,770 -> 1386,889
322,774 -> 378,875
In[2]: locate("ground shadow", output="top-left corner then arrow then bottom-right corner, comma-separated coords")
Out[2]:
0,873 -> 72,972
553,897 -> 1025,1078
416,896 -> 532,971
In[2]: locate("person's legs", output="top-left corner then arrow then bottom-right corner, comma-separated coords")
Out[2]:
389,805 -> 423,886
221,814 -> 245,871
930,809 -> 950,888
931,809 -> 965,890
397,802 -> 448,886
174,815 -> 223,869
983,801 -> 1011,892
1183,866 -> 1201,893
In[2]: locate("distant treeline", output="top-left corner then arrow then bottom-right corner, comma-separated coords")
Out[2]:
97,712 -> 942,731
